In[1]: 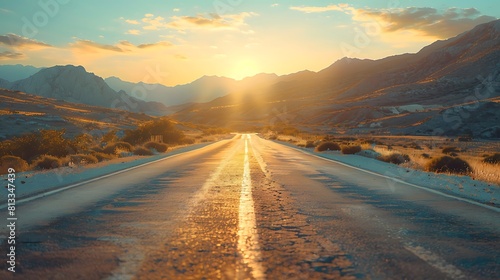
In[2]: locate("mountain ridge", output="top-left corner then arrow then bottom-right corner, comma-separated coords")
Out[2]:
7,65 -> 169,115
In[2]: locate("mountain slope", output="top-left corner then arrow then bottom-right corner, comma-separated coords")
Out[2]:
0,64 -> 43,82
0,88 -> 155,140
173,19 -> 500,137
0,78 -> 10,89
8,65 -> 169,115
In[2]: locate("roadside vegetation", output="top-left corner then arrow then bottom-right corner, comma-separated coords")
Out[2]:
0,117 -> 216,174
264,131 -> 500,186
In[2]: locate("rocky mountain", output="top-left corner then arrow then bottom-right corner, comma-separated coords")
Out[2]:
7,65 -> 169,116
173,19 -> 500,138
0,64 -> 43,82
0,78 -> 10,89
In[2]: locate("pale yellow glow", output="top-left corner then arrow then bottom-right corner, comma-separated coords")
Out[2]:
230,58 -> 260,80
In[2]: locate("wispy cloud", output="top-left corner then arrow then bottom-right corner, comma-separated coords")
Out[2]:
168,12 -> 257,31
290,4 -> 497,38
71,39 -> 124,52
125,19 -> 140,25
134,12 -> 257,32
126,29 -> 141,35
137,41 -> 172,49
0,51 -> 24,60
290,4 -> 350,13
70,39 -> 172,53
0,34 -> 52,48
353,7 -> 497,37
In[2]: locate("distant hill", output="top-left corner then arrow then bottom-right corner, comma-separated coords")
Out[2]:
0,64 -> 43,82
105,73 -> 281,107
173,19 -> 500,138
7,65 -> 169,116
0,88 -> 155,140
105,75 -> 239,106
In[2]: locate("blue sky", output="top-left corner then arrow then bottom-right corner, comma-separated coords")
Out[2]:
0,1 -> 498,85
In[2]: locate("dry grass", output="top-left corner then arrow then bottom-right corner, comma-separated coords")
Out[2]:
286,133 -> 500,186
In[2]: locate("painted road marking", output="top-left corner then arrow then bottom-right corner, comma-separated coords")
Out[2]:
405,244 -> 466,279
238,135 -> 265,279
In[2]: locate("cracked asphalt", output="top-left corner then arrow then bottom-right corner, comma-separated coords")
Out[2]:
1,134 -> 499,279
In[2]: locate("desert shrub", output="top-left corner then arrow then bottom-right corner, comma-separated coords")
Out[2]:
483,153 -> 500,164
69,133 -> 93,153
268,135 -> 277,140
90,146 -> 104,153
0,155 -> 29,174
122,118 -> 185,145
458,136 -> 472,142
0,130 -> 82,162
408,142 -> 422,150
341,145 -> 362,154
144,141 -> 168,153
92,152 -> 116,162
182,138 -> 195,145
426,156 -> 472,174
421,153 -> 431,159
101,130 -> 118,143
32,155 -> 62,170
316,142 -> 341,152
305,141 -> 316,148
70,154 -> 98,165
378,153 -> 411,165
442,146 -> 460,155
133,146 -> 154,156
103,142 -> 133,154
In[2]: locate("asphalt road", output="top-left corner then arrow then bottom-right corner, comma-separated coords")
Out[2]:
1,134 -> 499,279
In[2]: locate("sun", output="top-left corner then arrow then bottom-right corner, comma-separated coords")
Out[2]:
230,58 -> 261,80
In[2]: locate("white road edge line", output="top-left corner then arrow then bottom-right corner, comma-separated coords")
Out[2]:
0,140 -> 230,210
275,141 -> 500,213
404,244 -> 467,279
238,135 -> 265,279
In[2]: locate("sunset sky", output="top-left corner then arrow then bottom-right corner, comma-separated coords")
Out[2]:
0,1 -> 498,86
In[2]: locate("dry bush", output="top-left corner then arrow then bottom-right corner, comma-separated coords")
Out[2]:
378,153 -> 411,165
90,146 -> 105,153
70,154 -> 98,165
316,142 -> 341,152
442,146 -> 460,155
409,142 -> 423,150
133,146 -> 154,156
483,153 -> 500,165
426,156 -> 472,175
0,155 -> 29,174
103,142 -> 133,154
144,141 -> 168,153
32,155 -> 62,170
92,152 -> 116,162
341,145 -> 362,154
182,138 -> 195,145
305,141 -> 316,148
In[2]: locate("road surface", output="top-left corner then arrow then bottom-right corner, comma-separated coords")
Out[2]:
1,134 -> 499,279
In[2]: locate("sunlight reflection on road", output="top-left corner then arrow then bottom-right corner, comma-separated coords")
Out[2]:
238,134 -> 266,279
